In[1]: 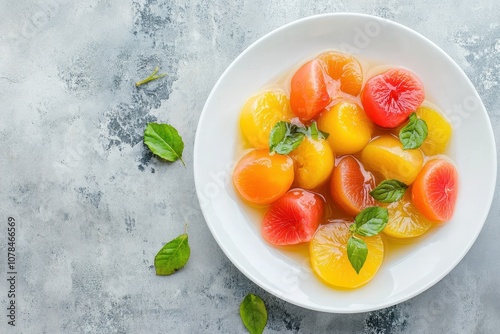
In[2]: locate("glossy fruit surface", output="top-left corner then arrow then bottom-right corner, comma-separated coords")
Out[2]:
416,106 -> 452,156
362,68 -> 425,128
330,156 -> 375,216
310,221 -> 384,288
233,149 -> 294,205
317,101 -> 373,155
412,159 -> 459,222
240,89 -> 294,148
289,137 -> 334,190
361,135 -> 423,185
317,51 -> 363,96
290,59 -> 331,122
262,189 -> 325,246
383,192 -> 432,238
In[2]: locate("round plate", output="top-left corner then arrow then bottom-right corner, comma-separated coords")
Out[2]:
193,13 -> 497,313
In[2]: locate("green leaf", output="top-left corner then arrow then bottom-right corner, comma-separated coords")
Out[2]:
297,121 -> 329,140
354,206 -> 389,237
240,293 -> 267,334
269,121 -> 305,154
347,235 -> 368,274
154,233 -> 190,276
144,123 -> 185,165
275,132 -> 304,154
399,112 -> 428,150
268,121 -> 330,154
318,129 -> 330,140
369,179 -> 408,203
269,121 -> 287,151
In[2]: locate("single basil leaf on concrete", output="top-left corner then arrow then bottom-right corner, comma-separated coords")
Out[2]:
240,293 -> 267,334
154,233 -> 190,276
347,235 -> 368,274
269,121 -> 304,154
354,206 -> 389,237
370,179 -> 408,203
144,123 -> 185,165
399,112 -> 428,150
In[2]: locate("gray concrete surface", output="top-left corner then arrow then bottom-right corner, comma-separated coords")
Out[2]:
1,0 -> 499,333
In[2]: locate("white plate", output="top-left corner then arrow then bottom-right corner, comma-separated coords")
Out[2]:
193,13 -> 497,313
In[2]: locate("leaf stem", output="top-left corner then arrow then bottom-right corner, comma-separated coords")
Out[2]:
349,224 -> 357,233
135,67 -> 167,87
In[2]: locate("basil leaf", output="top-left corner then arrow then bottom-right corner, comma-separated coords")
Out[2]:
309,122 -> 320,139
274,132 -> 304,154
269,121 -> 288,151
399,112 -> 428,150
154,233 -> 190,276
269,121 -> 330,154
144,123 -> 185,165
370,179 -> 408,203
318,129 -> 330,140
347,235 -> 368,274
269,121 -> 305,154
354,206 -> 389,237
297,121 -> 329,140
240,293 -> 267,334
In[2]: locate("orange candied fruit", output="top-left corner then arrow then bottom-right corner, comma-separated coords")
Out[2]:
317,51 -> 363,96
232,149 -> 294,205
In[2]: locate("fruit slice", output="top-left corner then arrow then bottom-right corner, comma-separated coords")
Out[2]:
310,221 -> 384,288
330,156 -> 375,216
361,135 -> 423,185
317,51 -> 363,96
233,149 -> 294,205
262,189 -> 325,246
416,106 -> 452,156
362,68 -> 425,128
290,59 -> 331,122
239,89 -> 295,149
412,159 -> 459,222
317,101 -> 373,155
289,137 -> 334,190
383,192 -> 432,238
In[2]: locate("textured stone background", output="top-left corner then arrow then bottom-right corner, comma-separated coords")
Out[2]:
1,0 -> 499,333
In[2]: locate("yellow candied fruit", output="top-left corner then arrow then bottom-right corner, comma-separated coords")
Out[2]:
318,101 -> 373,155
310,222 -> 384,288
289,137 -> 334,190
361,135 -> 423,185
383,192 -> 432,239
239,89 -> 295,148
416,106 -> 452,156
